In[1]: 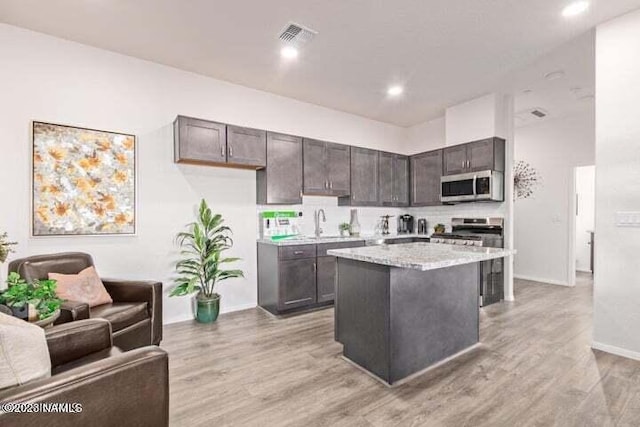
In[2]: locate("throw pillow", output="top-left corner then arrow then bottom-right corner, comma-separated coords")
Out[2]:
0,312 -> 51,389
49,266 -> 112,307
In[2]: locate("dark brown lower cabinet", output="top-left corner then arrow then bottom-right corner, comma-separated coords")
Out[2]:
258,241 -> 364,315
279,258 -> 317,310
316,256 -> 337,303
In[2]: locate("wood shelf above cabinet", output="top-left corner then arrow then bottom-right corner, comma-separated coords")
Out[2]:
173,116 -> 266,170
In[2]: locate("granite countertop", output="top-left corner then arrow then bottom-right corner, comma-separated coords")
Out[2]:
328,242 -> 515,271
257,233 -> 430,246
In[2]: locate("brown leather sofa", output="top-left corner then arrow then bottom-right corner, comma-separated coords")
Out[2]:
0,319 -> 169,427
9,252 -> 162,351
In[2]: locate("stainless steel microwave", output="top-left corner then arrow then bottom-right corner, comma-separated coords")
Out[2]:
441,170 -> 504,203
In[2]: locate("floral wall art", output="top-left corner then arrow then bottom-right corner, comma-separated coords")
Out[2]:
32,122 -> 136,236
513,160 -> 542,201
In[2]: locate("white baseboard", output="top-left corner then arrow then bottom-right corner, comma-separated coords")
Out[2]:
591,341 -> 640,361
163,302 -> 257,325
514,274 -> 571,287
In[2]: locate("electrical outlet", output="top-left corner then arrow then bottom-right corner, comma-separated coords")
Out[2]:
615,212 -> 640,227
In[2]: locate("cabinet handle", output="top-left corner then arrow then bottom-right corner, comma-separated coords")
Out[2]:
462,160 -> 465,169
329,181 -> 333,189
294,250 -> 304,255
313,262 -> 317,272
229,145 -> 233,157
221,145 -> 225,158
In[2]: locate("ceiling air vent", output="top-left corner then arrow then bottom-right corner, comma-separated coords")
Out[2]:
278,22 -> 317,47
530,108 -> 548,118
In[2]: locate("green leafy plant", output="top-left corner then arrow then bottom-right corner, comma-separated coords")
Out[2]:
339,222 -> 351,231
0,272 -> 63,320
0,232 -> 17,263
170,199 -> 244,299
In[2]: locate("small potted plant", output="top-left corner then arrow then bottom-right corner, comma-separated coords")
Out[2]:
170,199 -> 244,323
0,272 -> 63,327
0,231 -> 18,287
339,222 -> 351,237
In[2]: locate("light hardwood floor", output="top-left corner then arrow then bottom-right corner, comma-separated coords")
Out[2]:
162,274 -> 640,426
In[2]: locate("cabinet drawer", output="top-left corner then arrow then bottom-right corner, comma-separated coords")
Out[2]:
316,241 -> 365,257
278,244 -> 316,260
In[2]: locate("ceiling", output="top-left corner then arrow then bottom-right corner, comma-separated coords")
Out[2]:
1,0 -> 638,126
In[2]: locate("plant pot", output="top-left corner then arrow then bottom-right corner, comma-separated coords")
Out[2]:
340,229 -> 349,237
196,294 -> 220,323
33,309 -> 60,329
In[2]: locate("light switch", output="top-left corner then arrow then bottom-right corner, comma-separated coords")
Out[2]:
615,212 -> 640,227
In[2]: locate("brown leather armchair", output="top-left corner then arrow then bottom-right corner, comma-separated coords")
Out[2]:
0,319 -> 169,427
8,252 -> 163,351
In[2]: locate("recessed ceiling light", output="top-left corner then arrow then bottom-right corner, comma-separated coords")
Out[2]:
562,1 -> 589,17
544,70 -> 566,81
387,85 -> 404,96
280,46 -> 299,59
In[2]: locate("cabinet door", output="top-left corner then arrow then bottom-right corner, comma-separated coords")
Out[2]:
349,147 -> 379,205
303,139 -> 328,195
266,132 -> 303,204
467,139 -> 495,172
379,152 -> 395,205
443,145 -> 468,175
278,258 -> 317,310
411,150 -> 443,206
175,116 -> 226,164
326,142 -> 351,196
316,256 -> 337,303
226,125 -> 266,168
393,155 -> 410,206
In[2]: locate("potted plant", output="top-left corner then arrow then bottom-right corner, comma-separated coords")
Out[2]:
170,199 -> 244,323
0,272 -> 63,327
339,222 -> 351,237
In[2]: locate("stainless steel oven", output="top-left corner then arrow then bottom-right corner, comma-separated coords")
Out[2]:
441,170 -> 504,203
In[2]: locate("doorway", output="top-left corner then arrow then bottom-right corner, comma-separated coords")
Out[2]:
574,165 -> 595,278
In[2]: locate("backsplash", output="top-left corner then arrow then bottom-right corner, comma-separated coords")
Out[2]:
409,202 -> 506,234
257,197 -> 505,238
257,196 -> 407,237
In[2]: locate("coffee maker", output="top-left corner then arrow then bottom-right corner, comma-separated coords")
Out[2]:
398,214 -> 414,234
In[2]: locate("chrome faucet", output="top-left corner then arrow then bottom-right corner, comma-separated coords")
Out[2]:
314,209 -> 326,238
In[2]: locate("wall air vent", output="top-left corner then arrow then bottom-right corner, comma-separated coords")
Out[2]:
278,22 -> 317,47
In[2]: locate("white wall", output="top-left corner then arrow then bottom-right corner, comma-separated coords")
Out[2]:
513,110 -> 595,286
592,9 -> 640,360
0,24 -> 408,324
405,116 -> 445,154
446,94 -> 500,146
575,166 -> 595,272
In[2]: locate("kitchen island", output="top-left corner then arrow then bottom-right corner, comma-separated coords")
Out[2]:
328,242 -> 514,386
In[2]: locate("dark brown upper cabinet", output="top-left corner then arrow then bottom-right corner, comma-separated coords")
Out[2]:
443,137 -> 505,176
226,125 -> 267,167
410,149 -> 443,207
379,152 -> 409,207
338,146 -> 379,206
303,139 -> 350,196
256,132 -> 303,205
174,116 -> 266,169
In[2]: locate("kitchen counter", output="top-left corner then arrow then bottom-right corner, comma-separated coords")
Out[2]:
257,233 -> 430,246
328,242 -> 514,271
333,241 -> 514,386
